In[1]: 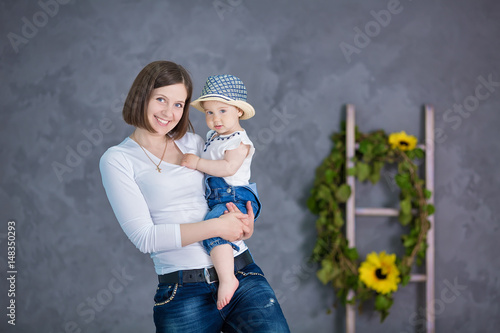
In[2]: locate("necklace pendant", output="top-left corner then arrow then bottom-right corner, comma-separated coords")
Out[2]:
157,166 -> 162,173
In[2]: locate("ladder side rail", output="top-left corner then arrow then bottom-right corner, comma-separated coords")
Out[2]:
345,105 -> 356,333
425,105 -> 436,333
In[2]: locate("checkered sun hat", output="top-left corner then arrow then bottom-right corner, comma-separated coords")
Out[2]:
191,75 -> 255,120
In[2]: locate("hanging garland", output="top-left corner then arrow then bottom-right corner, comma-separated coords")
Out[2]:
307,125 -> 434,321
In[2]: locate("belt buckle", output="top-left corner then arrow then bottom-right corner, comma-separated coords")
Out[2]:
204,267 -> 216,284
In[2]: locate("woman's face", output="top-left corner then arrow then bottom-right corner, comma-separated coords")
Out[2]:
146,83 -> 187,135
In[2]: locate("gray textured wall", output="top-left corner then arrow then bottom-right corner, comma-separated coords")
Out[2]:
1,0 -> 499,332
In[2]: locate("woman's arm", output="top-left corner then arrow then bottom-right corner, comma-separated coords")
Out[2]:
100,150 -> 181,253
181,143 -> 250,177
180,203 -> 253,246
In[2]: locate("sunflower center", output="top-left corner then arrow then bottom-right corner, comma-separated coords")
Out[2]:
399,140 -> 409,147
375,268 -> 387,280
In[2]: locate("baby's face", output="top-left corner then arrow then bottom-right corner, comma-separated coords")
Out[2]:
203,100 -> 243,136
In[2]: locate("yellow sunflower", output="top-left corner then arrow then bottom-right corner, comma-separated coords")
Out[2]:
388,131 -> 417,151
358,251 -> 400,294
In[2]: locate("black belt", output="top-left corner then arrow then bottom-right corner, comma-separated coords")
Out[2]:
158,250 -> 253,284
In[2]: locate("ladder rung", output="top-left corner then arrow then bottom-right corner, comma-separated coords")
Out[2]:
354,143 -> 426,150
410,274 -> 427,282
355,208 -> 399,216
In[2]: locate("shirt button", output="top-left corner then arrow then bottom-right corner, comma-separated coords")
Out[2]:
227,188 -> 232,193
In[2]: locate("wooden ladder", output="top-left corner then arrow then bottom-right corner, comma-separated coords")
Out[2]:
344,104 -> 435,333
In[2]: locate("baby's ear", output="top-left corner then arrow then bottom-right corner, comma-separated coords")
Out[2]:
237,108 -> 244,117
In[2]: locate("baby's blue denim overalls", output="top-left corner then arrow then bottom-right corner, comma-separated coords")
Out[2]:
202,176 -> 261,253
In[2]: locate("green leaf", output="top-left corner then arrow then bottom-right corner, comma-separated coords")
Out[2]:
330,150 -> 342,161
346,274 -> 358,289
317,266 -> 332,285
424,189 -> 432,199
369,172 -> 381,184
414,148 -> 424,159
336,288 -> 349,304
312,243 -> 325,259
405,150 -> 416,160
398,212 -> 412,226
398,264 -> 411,277
345,247 -> 359,261
375,294 -> 393,321
426,204 -> 435,216
395,173 -> 412,190
347,167 -> 356,176
402,235 -> 416,248
359,140 -> 373,155
357,162 -> 370,182
369,161 -> 384,184
334,210 -> 344,228
417,247 -> 426,261
416,257 -> 423,266
401,274 -> 411,286
307,196 -> 318,213
325,169 -> 336,183
372,161 -> 384,174
373,143 -> 388,155
335,184 -> 352,202
401,161 -> 413,173
375,294 -> 392,311
317,184 -> 332,202
315,215 -> 327,227
317,259 -> 342,285
400,197 -> 412,215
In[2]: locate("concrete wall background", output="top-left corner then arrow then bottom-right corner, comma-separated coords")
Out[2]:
1,0 -> 499,332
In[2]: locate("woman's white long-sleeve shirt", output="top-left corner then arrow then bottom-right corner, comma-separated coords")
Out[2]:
99,132 -> 247,275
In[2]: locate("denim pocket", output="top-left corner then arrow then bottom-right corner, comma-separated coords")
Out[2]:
154,283 -> 178,306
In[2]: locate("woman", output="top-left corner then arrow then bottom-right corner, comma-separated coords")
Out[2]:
99,60 -> 290,332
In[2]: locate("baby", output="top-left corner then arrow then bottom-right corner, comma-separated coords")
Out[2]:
181,75 -> 261,310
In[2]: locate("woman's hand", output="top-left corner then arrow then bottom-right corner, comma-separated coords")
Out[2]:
217,210 -> 248,242
224,201 -> 255,240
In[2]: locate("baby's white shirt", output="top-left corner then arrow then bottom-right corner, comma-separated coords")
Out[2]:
201,130 -> 255,186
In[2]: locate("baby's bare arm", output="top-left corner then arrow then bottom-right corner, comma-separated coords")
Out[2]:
196,143 -> 250,177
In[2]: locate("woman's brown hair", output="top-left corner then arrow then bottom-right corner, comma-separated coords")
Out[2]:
123,61 -> 194,140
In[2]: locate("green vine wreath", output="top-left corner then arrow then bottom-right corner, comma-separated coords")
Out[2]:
307,124 -> 434,321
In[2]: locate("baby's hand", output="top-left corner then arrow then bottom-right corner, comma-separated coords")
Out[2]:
181,153 -> 200,170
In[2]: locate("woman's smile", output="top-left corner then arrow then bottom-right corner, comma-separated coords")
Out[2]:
155,115 -> 171,126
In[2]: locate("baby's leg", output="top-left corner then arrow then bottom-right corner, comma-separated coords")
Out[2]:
211,244 -> 239,310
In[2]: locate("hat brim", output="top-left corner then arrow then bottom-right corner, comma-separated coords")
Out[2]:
191,96 -> 255,120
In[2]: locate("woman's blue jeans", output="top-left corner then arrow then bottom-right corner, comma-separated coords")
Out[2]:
153,262 -> 290,332
202,177 -> 261,254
